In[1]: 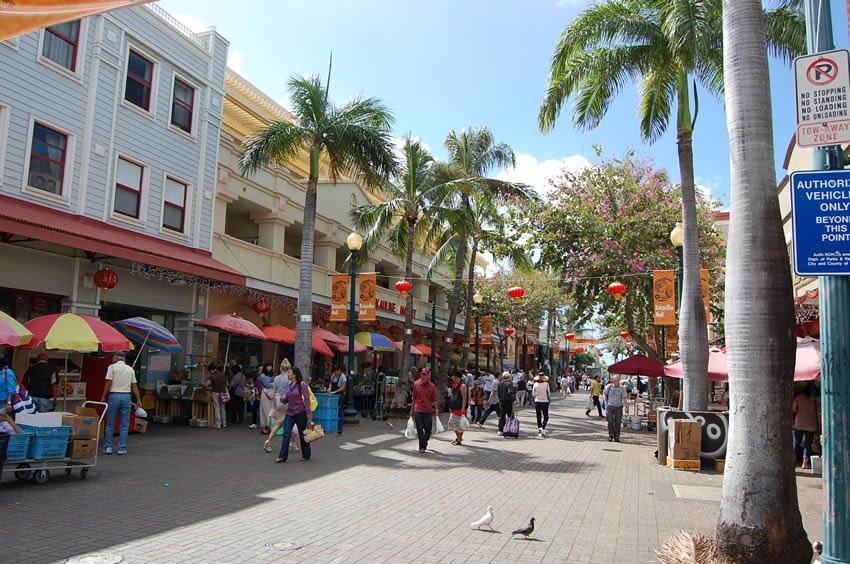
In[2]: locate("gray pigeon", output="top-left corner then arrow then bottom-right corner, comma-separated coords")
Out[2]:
512,517 -> 535,537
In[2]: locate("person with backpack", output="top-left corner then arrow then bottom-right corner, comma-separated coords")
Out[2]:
22,353 -> 58,413
496,372 -> 515,437
476,377 -> 502,428
274,366 -> 313,463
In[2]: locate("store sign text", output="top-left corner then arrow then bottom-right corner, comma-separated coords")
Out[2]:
376,299 -> 416,317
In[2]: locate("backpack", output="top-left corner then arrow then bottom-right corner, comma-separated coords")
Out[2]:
497,381 -> 512,403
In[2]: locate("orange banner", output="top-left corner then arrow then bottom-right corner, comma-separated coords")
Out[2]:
665,326 -> 679,354
646,326 -> 657,352
357,273 -> 376,322
469,318 -> 476,345
480,316 -> 492,345
553,340 -> 560,355
0,0 -> 153,42
330,274 -> 349,322
700,269 -> 711,322
526,340 -> 535,355
653,270 -> 676,326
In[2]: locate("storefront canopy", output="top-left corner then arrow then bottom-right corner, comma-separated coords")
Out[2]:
607,354 -> 665,377
665,340 -> 822,382
0,195 -> 245,286
0,0 -> 153,42
663,348 -> 727,381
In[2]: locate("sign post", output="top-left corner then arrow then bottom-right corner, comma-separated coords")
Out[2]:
795,49 -> 850,147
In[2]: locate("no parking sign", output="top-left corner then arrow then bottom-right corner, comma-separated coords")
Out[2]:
794,49 -> 850,147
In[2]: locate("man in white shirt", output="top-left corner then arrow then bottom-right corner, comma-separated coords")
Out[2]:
100,352 -> 143,455
482,371 -> 495,401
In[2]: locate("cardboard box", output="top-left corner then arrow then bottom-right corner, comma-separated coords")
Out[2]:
134,419 -> 149,433
16,412 -> 64,427
69,439 -> 96,459
667,456 -> 701,470
668,419 -> 702,461
714,459 -> 725,472
61,407 -> 100,439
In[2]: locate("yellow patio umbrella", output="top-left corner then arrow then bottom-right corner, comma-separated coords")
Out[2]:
0,311 -> 33,347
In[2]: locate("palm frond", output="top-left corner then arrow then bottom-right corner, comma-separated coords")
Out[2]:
662,0 -> 711,67
239,121 -> 309,175
763,4 -> 806,64
287,74 -> 329,132
637,54 -> 679,142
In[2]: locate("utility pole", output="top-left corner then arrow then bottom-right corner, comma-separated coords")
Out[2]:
804,1 -> 850,562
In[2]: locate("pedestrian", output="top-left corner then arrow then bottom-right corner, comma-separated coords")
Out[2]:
560,374 -> 570,398
447,370 -> 468,446
496,372 -> 515,437
1,355 -> 18,416
22,353 -> 58,413
532,374 -> 551,437
257,361 -> 276,433
327,365 -> 347,434
792,383 -> 819,469
719,383 -> 729,408
604,376 -> 629,442
514,374 -> 527,408
482,369 -> 495,402
476,377 -> 502,428
469,379 -> 484,424
208,363 -> 228,429
410,367 -> 439,453
586,375 -> 604,417
274,366 -> 313,463
227,363 -> 245,425
100,352 -> 144,455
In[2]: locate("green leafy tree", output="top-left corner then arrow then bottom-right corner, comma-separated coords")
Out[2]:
350,136 -> 436,407
509,152 -> 724,365
538,0 -> 804,410
240,72 -> 396,379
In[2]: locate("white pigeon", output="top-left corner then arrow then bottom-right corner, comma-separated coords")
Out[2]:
470,506 -> 495,530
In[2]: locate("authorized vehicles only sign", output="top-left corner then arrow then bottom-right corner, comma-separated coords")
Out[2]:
790,169 -> 850,276
795,49 -> 850,147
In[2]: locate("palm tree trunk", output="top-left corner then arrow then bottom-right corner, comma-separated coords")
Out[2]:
716,2 -> 811,561
676,83 -> 709,410
460,239 -> 479,370
393,220 -> 417,409
439,197 -> 468,392
295,149 -> 320,381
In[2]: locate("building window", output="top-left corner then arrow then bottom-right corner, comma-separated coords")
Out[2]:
115,158 -> 143,218
163,177 -> 187,232
28,123 -> 68,195
170,78 -> 194,133
42,20 -> 80,71
125,50 -> 153,111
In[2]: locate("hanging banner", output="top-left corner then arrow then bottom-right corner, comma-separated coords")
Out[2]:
357,273 -> 377,322
653,270 -> 676,325
526,340 -> 535,355
480,316 -> 492,345
646,326 -> 657,352
553,340 -> 560,355
330,274 -> 349,322
0,0 -> 154,42
665,325 -> 679,354
700,269 -> 711,322
469,318 -> 476,345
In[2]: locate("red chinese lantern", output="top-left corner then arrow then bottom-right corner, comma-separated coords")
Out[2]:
395,279 -> 412,298
608,281 -> 626,301
598,352 -> 604,357
507,286 -> 525,303
620,331 -> 630,339
253,298 -> 271,317
504,327 -> 515,336
575,346 -> 585,354
565,333 -> 575,341
93,268 -> 118,302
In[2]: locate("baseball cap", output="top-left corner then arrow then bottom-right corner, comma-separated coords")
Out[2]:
420,367 -> 431,376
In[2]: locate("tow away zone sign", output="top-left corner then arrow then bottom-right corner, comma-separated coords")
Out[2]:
795,49 -> 850,147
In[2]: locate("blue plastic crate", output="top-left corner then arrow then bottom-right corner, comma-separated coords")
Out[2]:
6,433 -> 32,461
20,425 -> 72,460
314,416 -> 339,433
19,424 -> 73,438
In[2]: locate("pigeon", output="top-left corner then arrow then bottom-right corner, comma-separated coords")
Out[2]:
512,517 -> 535,538
470,506 -> 495,530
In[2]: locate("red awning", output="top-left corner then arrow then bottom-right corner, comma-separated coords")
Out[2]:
607,354 -> 665,377
415,344 -> 440,359
0,195 -> 245,286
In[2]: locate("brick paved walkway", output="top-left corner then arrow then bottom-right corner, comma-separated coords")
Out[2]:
1,392 -> 823,563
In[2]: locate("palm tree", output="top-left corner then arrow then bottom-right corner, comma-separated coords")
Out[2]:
715,1 -> 810,561
350,136 -> 436,407
240,73 -> 396,379
429,127 -> 535,387
539,0 -> 804,410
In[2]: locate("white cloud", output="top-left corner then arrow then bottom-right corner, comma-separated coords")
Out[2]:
227,51 -> 245,74
496,151 -> 591,198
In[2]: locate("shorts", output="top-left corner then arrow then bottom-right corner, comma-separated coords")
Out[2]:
447,413 -> 463,432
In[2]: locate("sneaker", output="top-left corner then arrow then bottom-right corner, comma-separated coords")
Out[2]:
476,422 -> 483,429
542,429 -> 548,437
290,444 -> 299,452
263,440 -> 272,453
497,431 -> 503,436
103,447 -> 112,455
117,449 -> 127,455
537,431 -> 543,437
248,424 -> 257,429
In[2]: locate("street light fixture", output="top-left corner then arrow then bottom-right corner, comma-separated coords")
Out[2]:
473,291 -> 483,377
344,231 -> 363,425
670,222 -> 684,311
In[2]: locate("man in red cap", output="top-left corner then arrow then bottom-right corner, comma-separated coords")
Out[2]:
409,367 -> 439,453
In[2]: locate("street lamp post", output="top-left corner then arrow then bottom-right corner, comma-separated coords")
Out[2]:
670,222 -> 684,406
430,301 -> 436,373
473,292 -> 483,378
344,231 -> 363,425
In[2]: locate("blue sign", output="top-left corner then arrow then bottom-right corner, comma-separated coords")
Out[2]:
790,170 -> 850,276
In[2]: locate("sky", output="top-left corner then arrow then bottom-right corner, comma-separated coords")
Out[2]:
159,0 -> 850,208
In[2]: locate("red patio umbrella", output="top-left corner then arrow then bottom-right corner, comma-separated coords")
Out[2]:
415,344 -> 440,359
663,348 -> 728,381
607,353 -> 665,377
260,325 -> 334,358
196,313 -> 265,366
394,341 -> 423,355
664,341 -> 822,382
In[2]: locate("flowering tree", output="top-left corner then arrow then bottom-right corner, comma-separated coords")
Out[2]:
509,151 -> 725,364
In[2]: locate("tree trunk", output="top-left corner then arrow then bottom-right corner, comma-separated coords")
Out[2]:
676,110 -> 709,409
295,155 -> 319,381
439,195 -> 468,393
460,239 -> 478,370
716,2 -> 811,561
393,219 -> 417,409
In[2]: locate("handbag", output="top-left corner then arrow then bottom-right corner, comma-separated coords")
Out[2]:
6,368 -> 36,415
504,415 -> 520,438
460,415 -> 470,431
220,391 -> 230,403
303,422 -> 324,443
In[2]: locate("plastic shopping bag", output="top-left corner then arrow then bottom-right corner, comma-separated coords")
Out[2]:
460,416 -> 470,431
404,417 -> 416,439
585,397 -> 593,411
435,416 -> 445,434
